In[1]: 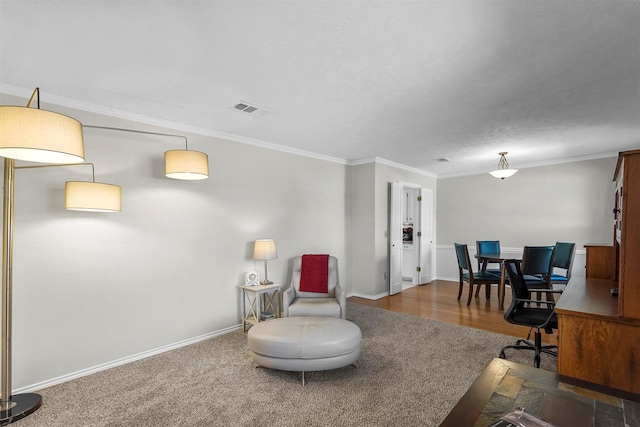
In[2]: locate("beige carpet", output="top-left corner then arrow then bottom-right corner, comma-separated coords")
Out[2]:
15,302 -> 556,427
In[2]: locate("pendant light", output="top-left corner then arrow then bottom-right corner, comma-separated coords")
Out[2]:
489,152 -> 518,179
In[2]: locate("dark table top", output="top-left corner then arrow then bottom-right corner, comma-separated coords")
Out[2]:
439,358 -> 640,427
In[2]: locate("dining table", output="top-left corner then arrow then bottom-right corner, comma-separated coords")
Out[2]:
474,252 -> 521,310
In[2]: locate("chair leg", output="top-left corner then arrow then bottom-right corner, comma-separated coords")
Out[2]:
500,328 -> 557,368
457,278 -> 463,300
545,289 -> 555,304
467,283 -> 474,306
485,284 -> 491,300
534,331 -> 542,368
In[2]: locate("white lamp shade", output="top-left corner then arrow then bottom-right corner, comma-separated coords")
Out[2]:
165,149 -> 208,180
489,168 -> 518,179
65,181 -> 121,212
253,239 -> 277,260
0,106 -> 85,164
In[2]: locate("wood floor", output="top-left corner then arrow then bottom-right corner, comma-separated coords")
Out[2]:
348,279 -> 558,344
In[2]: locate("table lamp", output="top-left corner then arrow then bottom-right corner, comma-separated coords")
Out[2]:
253,239 -> 277,285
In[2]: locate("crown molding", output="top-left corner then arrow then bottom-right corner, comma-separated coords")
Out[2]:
1,83 -> 618,179
348,157 -> 437,178
436,152 -> 619,179
0,83 -> 348,166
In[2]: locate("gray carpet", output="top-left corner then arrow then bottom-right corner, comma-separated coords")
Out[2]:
15,302 -> 556,426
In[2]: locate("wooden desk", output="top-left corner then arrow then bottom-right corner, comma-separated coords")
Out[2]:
440,358 -> 639,427
474,253 -> 520,310
555,277 -> 640,395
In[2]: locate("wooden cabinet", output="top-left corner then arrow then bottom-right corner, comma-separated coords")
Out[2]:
614,150 -> 640,320
584,244 -> 615,279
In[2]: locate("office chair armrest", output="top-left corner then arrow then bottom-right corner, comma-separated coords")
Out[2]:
514,297 -> 556,307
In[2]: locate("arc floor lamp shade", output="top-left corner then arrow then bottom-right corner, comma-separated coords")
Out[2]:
65,181 -> 122,212
165,149 -> 208,180
0,106 -> 84,164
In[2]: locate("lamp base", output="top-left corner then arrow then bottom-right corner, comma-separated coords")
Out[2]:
260,280 -> 273,285
0,393 -> 42,425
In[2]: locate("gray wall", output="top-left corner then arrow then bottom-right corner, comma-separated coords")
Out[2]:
436,156 -> 617,279
348,160 -> 436,299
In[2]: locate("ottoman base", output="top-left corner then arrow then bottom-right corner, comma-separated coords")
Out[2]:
247,316 -> 362,385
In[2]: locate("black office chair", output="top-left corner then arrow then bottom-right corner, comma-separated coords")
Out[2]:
454,243 -> 501,306
499,259 -> 563,368
521,245 -> 555,303
549,242 -> 576,288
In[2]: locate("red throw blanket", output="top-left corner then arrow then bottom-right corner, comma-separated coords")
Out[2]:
299,254 -> 329,293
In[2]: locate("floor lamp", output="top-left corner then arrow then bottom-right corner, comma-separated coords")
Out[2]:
0,88 -> 86,424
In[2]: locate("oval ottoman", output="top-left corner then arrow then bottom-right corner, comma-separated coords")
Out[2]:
247,316 -> 361,385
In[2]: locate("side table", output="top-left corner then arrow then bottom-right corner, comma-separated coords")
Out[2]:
240,283 -> 281,332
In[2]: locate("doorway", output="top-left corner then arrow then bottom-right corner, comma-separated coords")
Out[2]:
389,182 -> 433,295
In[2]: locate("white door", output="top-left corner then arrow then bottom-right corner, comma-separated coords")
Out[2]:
389,182 -> 403,295
417,188 -> 433,284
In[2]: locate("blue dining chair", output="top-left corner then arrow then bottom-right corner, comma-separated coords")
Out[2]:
521,245 -> 556,303
454,243 -> 501,306
549,242 -> 576,288
475,240 -> 502,298
476,240 -> 502,274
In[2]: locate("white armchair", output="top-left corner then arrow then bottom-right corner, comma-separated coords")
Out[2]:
282,255 -> 346,319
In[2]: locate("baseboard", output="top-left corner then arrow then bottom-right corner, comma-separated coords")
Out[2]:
16,324 -> 242,394
349,291 -> 391,300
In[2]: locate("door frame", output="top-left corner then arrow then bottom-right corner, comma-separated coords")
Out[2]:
389,181 -> 433,294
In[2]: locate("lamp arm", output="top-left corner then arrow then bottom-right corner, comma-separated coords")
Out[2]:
26,87 -> 39,109
15,162 -> 98,182
83,125 -> 190,150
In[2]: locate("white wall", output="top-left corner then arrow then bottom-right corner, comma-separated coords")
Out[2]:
435,157 -> 617,280
3,96 -> 348,390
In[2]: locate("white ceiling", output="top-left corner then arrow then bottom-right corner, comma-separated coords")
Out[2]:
1,1 -> 639,177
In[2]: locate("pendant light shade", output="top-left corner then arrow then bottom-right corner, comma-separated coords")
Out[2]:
489,152 -> 518,179
164,149 -> 209,180
65,181 -> 121,212
0,106 -> 84,164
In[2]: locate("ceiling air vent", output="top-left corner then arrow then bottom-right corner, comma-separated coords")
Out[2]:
436,158 -> 452,163
233,101 -> 264,114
